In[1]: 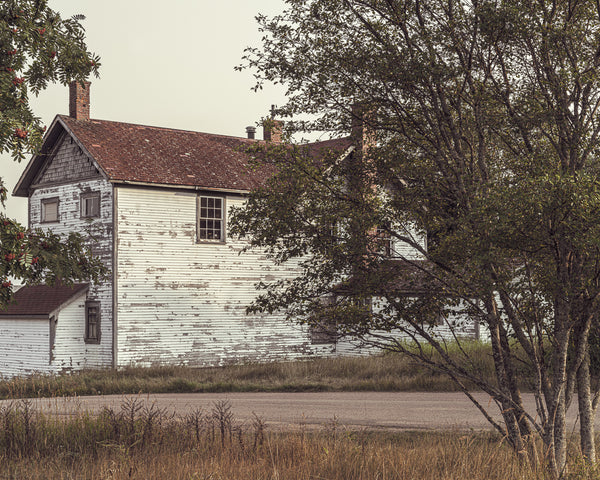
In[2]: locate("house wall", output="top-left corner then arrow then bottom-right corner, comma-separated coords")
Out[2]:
114,185 -> 322,367
334,299 -> 481,357
51,294 -> 104,371
0,318 -> 51,377
29,136 -> 113,369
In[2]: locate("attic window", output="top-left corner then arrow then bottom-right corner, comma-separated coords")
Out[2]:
197,196 -> 225,242
80,192 -> 100,218
41,197 -> 59,223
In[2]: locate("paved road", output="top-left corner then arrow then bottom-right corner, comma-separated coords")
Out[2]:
4,391 -> 592,431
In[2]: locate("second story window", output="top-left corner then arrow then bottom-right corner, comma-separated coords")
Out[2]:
376,225 -> 392,257
80,192 -> 100,218
41,197 -> 59,223
198,196 -> 225,242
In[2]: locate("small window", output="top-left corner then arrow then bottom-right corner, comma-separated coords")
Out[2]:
310,321 -> 337,344
80,192 -> 100,218
310,296 -> 337,345
85,301 -> 100,344
376,225 -> 392,257
41,198 -> 59,223
198,196 -> 225,242
49,316 -> 57,363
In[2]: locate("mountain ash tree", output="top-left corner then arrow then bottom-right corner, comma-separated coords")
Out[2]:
0,0 -> 105,306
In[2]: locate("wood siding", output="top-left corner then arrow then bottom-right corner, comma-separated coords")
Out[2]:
29,135 -> 113,369
115,186 -> 322,367
51,294 -> 104,371
0,318 -> 51,377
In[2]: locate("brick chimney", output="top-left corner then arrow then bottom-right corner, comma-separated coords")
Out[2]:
263,105 -> 283,143
351,102 -> 375,153
69,81 -> 91,120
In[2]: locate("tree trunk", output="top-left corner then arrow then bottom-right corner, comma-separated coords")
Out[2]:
554,392 -> 568,477
577,350 -> 596,463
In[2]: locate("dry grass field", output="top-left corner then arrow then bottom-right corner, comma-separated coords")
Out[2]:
1,397 -> 596,480
0,344 -> 593,479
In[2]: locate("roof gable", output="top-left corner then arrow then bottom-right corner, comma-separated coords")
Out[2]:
33,131 -> 103,186
0,284 -> 89,317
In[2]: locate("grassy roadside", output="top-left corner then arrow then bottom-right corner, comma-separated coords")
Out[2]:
0,341 -> 510,399
1,397 -> 596,479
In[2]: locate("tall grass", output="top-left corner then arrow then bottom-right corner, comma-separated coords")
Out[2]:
0,341 -> 508,399
0,398 -> 596,479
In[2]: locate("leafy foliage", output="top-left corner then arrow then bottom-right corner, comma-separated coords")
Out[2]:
0,0 -> 105,307
234,0 -> 600,475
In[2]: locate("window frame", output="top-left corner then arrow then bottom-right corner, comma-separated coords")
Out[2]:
197,195 -> 226,243
80,191 -> 101,219
309,295 -> 338,345
84,300 -> 101,344
49,315 -> 57,363
376,224 -> 393,257
41,197 -> 60,223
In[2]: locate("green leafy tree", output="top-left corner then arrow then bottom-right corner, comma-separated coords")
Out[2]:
232,1 -> 600,476
0,0 -> 105,306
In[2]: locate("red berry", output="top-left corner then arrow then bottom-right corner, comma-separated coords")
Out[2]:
14,128 -> 27,139
16,232 -> 24,240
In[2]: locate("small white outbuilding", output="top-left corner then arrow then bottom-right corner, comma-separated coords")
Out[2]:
0,283 -> 95,377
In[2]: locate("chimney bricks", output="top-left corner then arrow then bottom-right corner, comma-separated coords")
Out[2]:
246,126 -> 256,139
263,119 -> 283,143
69,81 -> 91,121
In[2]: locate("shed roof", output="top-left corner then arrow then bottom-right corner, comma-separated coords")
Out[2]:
0,284 -> 89,317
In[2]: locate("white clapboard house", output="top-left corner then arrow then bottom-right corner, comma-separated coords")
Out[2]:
0,83 -> 477,377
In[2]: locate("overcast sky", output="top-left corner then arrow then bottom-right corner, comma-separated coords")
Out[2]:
1,0 -> 288,224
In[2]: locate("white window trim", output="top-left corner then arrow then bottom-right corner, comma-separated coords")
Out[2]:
197,195 -> 226,243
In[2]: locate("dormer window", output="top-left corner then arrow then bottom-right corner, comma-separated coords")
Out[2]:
41,197 -> 59,223
197,196 -> 225,242
80,192 -> 100,218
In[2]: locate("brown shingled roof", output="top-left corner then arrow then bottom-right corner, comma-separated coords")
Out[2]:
60,115 -> 273,191
0,284 -> 89,317
13,115 -> 354,197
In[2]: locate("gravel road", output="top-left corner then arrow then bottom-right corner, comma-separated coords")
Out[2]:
4,391 -> 591,431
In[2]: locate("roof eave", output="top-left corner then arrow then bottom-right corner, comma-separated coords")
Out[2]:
111,179 -> 251,195
12,115 -> 110,197
12,115 -> 64,197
